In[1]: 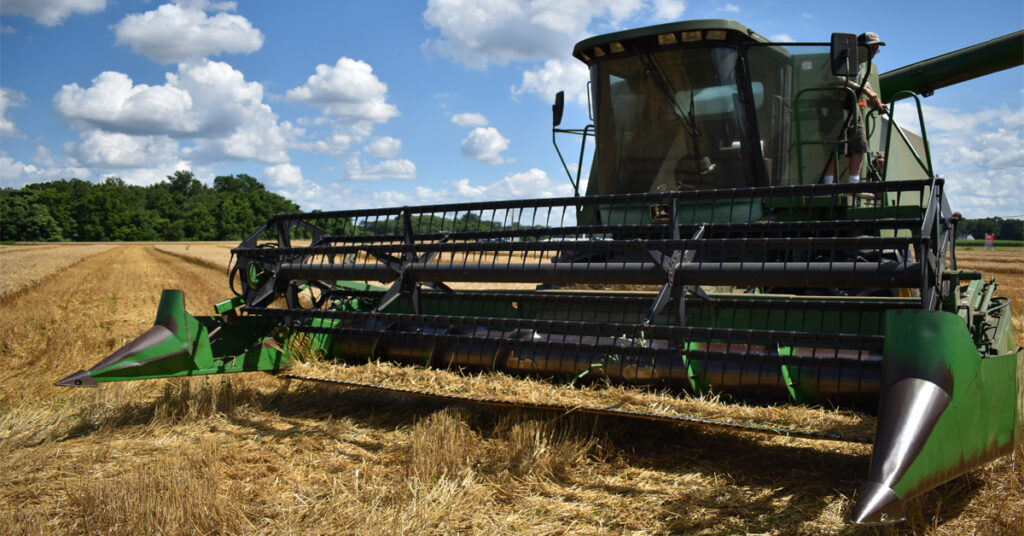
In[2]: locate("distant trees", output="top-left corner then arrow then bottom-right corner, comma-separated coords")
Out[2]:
0,189 -> 64,241
957,217 -> 1024,241
0,171 -> 300,242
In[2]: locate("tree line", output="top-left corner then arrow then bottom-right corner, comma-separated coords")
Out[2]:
1,172 -> 1021,242
955,217 -> 1023,241
1,171 -> 301,242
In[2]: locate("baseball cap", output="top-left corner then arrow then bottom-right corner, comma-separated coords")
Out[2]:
858,32 -> 886,46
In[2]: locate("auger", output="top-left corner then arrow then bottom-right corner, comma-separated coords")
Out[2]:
59,20 -> 1024,524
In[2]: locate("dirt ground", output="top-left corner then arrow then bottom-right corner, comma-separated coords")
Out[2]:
0,244 -> 1021,535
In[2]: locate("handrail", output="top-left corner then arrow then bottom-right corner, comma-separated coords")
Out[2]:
553,124 -> 594,197
881,90 -> 933,178
793,86 -> 858,184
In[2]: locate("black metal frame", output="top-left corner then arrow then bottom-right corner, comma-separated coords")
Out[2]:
228,178 -> 953,410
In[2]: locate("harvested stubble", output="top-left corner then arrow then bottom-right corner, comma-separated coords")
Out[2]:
153,242 -> 236,272
0,243 -> 115,299
0,244 -> 63,253
0,244 -> 1022,535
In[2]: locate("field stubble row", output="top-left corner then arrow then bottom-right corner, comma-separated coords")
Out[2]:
0,244 -> 117,300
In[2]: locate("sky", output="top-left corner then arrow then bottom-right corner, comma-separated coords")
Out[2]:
1,0 -> 1022,218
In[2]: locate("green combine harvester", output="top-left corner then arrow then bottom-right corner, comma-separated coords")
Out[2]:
59,20 -> 1023,524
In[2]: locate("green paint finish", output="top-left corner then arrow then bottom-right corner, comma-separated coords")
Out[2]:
85,290 -> 293,384
880,30 -> 1024,101
880,309 -> 1022,501
685,359 -> 710,395
779,363 -> 800,403
777,351 -> 820,405
678,342 -> 710,395
214,295 -> 245,314
247,262 -> 268,287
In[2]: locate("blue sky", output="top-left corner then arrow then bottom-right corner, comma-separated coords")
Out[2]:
1,0 -> 1021,218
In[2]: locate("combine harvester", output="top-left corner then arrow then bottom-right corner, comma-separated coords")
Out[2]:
59,21 -> 1023,524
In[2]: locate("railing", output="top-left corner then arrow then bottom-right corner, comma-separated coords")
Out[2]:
879,90 -> 934,179
793,86 -> 859,185
232,180 -> 944,308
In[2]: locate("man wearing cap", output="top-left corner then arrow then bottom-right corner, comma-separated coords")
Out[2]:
821,32 -> 887,184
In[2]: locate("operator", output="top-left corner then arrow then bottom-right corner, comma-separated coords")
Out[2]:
821,32 -> 887,184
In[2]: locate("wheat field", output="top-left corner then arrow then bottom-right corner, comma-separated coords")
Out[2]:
0,244 -> 1021,535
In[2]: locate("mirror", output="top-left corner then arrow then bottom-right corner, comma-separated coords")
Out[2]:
552,91 -> 564,127
829,33 -> 858,76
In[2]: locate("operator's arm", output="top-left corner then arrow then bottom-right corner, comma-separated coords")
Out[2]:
860,81 -> 886,110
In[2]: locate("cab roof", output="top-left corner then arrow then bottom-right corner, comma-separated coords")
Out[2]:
572,19 -> 771,65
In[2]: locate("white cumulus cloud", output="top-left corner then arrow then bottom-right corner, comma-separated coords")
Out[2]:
651,0 -> 686,20
114,2 -> 263,63
54,60 -> 291,165
53,72 -> 197,135
32,146 -> 57,167
893,103 -> 1024,218
451,112 -> 489,127
0,152 -> 90,186
461,127 -> 512,164
512,59 -> 590,106
173,60 -> 288,162
286,57 -> 399,134
451,168 -> 572,199
286,58 -> 401,160
422,0 -> 647,69
365,136 -> 402,159
297,133 -> 354,156
346,158 -> 417,181
264,163 -> 304,188
1,88 -> 26,137
65,130 -> 182,170
1,0 -> 105,27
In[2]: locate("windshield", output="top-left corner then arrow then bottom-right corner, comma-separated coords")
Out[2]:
589,42 -> 879,194
592,45 -> 758,194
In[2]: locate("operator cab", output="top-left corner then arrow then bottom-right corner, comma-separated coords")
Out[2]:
565,20 -> 884,196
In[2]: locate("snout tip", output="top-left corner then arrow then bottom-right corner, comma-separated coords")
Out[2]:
55,370 -> 98,388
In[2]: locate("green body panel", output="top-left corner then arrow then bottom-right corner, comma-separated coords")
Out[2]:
214,296 -> 245,315
683,352 -> 711,395
878,309 -> 1022,502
